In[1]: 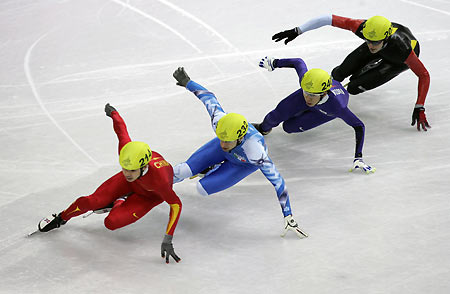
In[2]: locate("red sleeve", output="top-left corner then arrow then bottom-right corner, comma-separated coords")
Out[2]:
404,51 -> 430,105
162,186 -> 182,236
110,111 -> 132,154
149,155 -> 182,236
332,15 -> 364,33
155,176 -> 182,236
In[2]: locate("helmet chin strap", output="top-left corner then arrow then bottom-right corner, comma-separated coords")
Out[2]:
226,138 -> 244,153
138,165 -> 149,179
381,38 -> 389,49
315,92 -> 329,106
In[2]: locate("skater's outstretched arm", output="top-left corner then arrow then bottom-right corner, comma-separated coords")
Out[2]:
272,14 -> 364,45
105,103 -> 132,154
173,67 -> 226,132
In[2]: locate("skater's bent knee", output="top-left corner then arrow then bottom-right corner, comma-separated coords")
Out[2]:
331,67 -> 345,82
282,123 -> 301,133
196,182 -> 209,196
347,84 -> 365,95
104,216 -> 122,231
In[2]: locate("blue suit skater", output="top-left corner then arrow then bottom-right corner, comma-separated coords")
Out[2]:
172,67 -> 307,238
255,57 -> 375,173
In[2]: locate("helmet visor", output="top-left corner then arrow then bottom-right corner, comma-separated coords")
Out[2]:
303,90 -> 324,97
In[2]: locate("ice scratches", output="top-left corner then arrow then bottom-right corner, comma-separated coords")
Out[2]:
108,0 -> 277,95
0,39 -> 10,52
0,156 -> 94,169
398,0 -> 450,16
108,0 -> 202,53
24,33 -> 100,168
0,231 -> 27,253
46,54 -> 258,85
15,27 -> 450,90
107,0 -> 228,80
156,0 -> 235,49
156,0 -> 277,94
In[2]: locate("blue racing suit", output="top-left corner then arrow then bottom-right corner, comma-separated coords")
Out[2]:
173,80 -> 293,217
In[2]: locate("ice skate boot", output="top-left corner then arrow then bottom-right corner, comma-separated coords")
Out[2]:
251,123 -> 272,136
38,213 -> 67,232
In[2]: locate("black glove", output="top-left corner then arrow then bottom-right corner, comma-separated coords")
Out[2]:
411,106 -> 431,131
161,234 -> 181,264
251,122 -> 272,136
272,28 -> 301,45
173,67 -> 191,87
104,103 -> 117,117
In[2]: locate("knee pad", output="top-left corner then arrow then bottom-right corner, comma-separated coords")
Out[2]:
196,181 -> 209,196
173,162 -> 193,183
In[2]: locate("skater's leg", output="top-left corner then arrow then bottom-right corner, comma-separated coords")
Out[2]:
60,172 -> 132,221
104,193 -> 163,230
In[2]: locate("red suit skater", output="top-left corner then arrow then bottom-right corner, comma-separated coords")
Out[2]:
38,103 -> 182,264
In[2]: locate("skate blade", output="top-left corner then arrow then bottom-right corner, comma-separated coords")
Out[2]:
28,216 -> 50,237
297,229 -> 309,238
27,230 -> 40,237
82,211 -> 94,218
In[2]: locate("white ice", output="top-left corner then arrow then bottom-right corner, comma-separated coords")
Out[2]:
1,0 -> 449,293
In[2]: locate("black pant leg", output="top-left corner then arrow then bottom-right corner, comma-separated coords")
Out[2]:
331,43 -> 377,82
347,61 -> 409,94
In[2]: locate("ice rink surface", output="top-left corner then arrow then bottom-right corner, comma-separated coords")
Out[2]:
1,0 -> 449,293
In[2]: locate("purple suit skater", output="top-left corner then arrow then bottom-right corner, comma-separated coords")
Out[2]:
253,56 -> 375,174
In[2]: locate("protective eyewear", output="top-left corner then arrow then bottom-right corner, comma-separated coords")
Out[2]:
303,91 -> 324,97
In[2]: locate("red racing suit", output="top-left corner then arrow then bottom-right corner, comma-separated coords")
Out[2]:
60,111 -> 182,236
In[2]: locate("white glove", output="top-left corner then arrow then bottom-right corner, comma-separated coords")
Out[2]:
281,215 -> 308,238
349,158 -> 376,174
259,56 -> 276,71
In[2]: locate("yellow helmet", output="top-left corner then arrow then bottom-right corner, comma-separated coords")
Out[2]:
216,113 -> 248,141
362,16 -> 393,41
301,68 -> 332,94
119,141 -> 152,170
